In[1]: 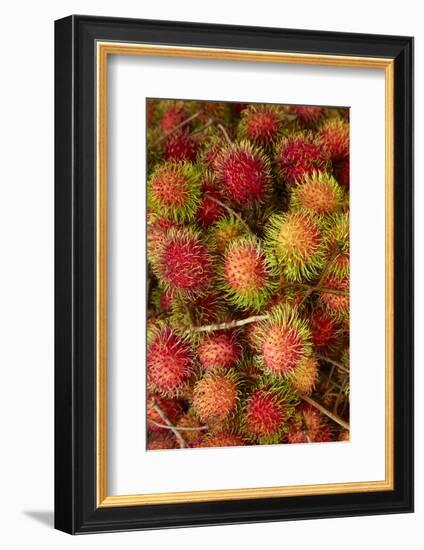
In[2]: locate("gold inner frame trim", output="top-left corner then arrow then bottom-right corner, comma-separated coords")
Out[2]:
96,42 -> 394,508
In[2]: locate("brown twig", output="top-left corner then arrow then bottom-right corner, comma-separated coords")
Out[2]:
154,111 -> 201,145
189,314 -> 268,334
204,194 -> 251,233
217,123 -> 232,145
317,354 -> 349,374
301,394 -> 350,431
148,419 -> 209,432
151,402 -> 188,448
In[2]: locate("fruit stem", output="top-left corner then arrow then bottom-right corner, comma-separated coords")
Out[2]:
217,123 -> 232,145
189,314 -> 268,333
148,419 -> 209,432
316,354 -> 349,374
151,401 -> 189,448
301,394 -> 349,431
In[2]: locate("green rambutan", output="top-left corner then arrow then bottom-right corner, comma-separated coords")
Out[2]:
289,356 -> 319,396
197,332 -> 241,372
319,274 -> 350,320
195,431 -> 246,448
147,325 -> 193,396
196,171 -> 226,227
290,105 -> 326,126
147,432 -> 177,450
275,131 -> 330,187
265,211 -> 325,282
290,171 -> 346,217
318,119 -> 349,162
322,212 -> 350,280
220,236 -> 275,311
208,214 -> 247,254
163,130 -> 199,162
242,388 -> 287,444
192,370 -> 239,425
152,227 -> 214,298
215,141 -> 272,207
257,304 -> 312,377
148,161 -> 201,223
146,394 -> 182,432
237,104 -> 283,146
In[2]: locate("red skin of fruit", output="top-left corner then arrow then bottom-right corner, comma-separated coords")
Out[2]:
194,431 -> 246,448
159,288 -> 174,310
196,176 -> 225,226
159,232 -> 213,293
224,242 -> 267,295
245,390 -> 286,439
243,107 -> 281,145
198,333 -> 241,371
276,135 -> 329,186
150,166 -> 193,212
147,327 -> 192,395
216,146 -> 270,207
161,104 -> 189,133
333,156 -> 350,189
319,122 -> 349,162
291,106 -> 325,126
319,275 -> 350,316
261,325 -> 304,375
147,216 -> 178,258
163,131 -> 198,162
147,432 -> 177,450
193,373 -> 238,424
297,403 -> 322,438
147,395 -> 182,432
310,309 -> 339,350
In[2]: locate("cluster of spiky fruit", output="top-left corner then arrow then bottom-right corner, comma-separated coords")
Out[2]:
146,99 -> 350,451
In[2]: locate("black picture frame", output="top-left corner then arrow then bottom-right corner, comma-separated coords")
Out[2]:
55,15 -> 414,534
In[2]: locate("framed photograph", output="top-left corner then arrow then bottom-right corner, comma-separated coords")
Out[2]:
54,15 -> 414,534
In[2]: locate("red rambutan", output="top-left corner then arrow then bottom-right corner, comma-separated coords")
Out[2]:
310,308 -> 340,350
196,172 -> 225,227
147,432 -> 177,450
238,104 -> 283,146
290,105 -> 326,126
195,431 -> 246,448
333,156 -> 350,189
275,131 -> 330,186
163,130 -> 199,162
215,141 -> 272,207
146,394 -> 183,432
152,227 -> 214,297
177,414 -> 207,444
319,274 -> 350,320
147,325 -> 193,396
148,161 -> 201,223
198,332 -> 241,372
192,371 -> 239,424
161,102 -> 189,133
318,119 -> 349,162
243,388 -> 287,444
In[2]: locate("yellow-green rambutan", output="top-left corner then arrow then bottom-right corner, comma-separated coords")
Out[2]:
147,324 -> 193,396
192,370 -> 240,425
215,141 -> 272,207
290,171 -> 346,217
237,104 -> 284,147
208,214 -> 248,254
219,236 -> 276,311
289,356 -> 319,396
148,161 -> 201,223
322,212 -> 350,280
265,211 -> 326,282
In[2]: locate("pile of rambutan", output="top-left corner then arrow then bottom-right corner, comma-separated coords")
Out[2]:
146,99 -> 350,450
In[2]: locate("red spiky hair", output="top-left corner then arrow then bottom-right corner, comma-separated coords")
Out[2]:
192,371 -> 239,424
198,332 -> 241,372
147,432 -> 177,450
290,105 -> 326,126
215,141 -> 272,207
147,325 -> 193,396
319,119 -> 349,162
238,104 -> 282,146
275,131 -> 330,187
196,172 -> 225,227
333,156 -> 350,189
147,394 -> 182,432
243,388 -> 286,444
310,309 -> 340,350
161,102 -> 189,133
319,274 -> 350,320
163,130 -> 199,162
195,431 -> 246,448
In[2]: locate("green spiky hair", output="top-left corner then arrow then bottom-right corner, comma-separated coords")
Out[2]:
219,235 -> 276,311
207,214 -> 249,255
265,211 -> 326,282
147,161 -> 201,223
289,171 -> 347,217
255,304 -> 313,379
237,104 -> 284,147
321,212 -> 350,279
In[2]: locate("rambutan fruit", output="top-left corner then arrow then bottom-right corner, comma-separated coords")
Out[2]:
242,388 -> 287,444
147,212 -> 179,262
319,274 -> 350,320
163,130 -> 199,162
148,161 -> 201,223
220,236 -> 275,311
265,211 -> 325,282
152,227 -> 214,298
286,403 -> 334,444
294,402 -> 322,439
170,292 -> 226,330
290,171 -> 346,217
245,321 -> 264,353
289,356 -> 319,396
196,172 -> 226,227
237,104 -> 283,147
195,431 -> 246,448
290,105 -> 326,126
318,119 -> 349,162
275,131 -> 330,187
215,141 -> 272,207
177,413 -> 206,444
160,101 -> 189,133
192,370 -> 239,425
208,214 -> 247,254
147,325 -> 193,396
146,394 -> 182,432
333,156 -> 350,189
197,332 -> 241,372
257,304 -> 312,377
310,308 -> 340,351
147,432 -> 177,450
197,135 -> 226,171
322,212 -> 350,280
